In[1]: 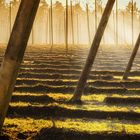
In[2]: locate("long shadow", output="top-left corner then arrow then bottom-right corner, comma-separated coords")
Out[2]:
33,127 -> 140,140
7,105 -> 140,121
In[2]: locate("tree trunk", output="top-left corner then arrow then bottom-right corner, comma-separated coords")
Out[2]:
70,0 -> 115,103
65,0 -> 68,53
9,2 -> 12,34
0,0 -> 40,130
70,0 -> 74,46
132,0 -> 134,47
46,12 -> 48,44
123,12 -> 126,44
77,14 -> 79,45
32,25 -> 34,44
95,0 -> 97,31
116,0 -> 118,46
86,3 -> 91,45
113,11 -> 116,44
50,0 -> 53,52
123,33 -> 140,80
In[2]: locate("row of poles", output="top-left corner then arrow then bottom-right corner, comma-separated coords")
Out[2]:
0,0 -> 139,50
48,0 -> 137,52
0,0 -> 139,130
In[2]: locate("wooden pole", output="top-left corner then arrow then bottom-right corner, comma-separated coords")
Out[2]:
123,33 -> 140,80
65,0 -> 68,53
50,0 -> 53,52
32,25 -> 34,44
64,11 -> 66,45
86,3 -> 91,45
77,14 -> 79,45
0,0 -> 40,130
49,8 -> 51,45
95,0 -> 97,31
113,10 -> 116,44
100,3 -> 105,44
116,0 -> 118,46
70,0 -> 115,102
46,12 -> 48,44
70,0 -> 74,46
9,1 -> 12,34
123,11 -> 126,44
132,0 -> 134,47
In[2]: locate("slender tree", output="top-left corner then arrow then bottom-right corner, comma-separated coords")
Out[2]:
122,11 -> 126,44
131,0 -> 134,47
77,13 -> 79,44
9,0 -> 12,34
65,0 -> 68,53
116,0 -> 118,46
50,0 -> 53,52
70,0 -> 74,46
0,0 -> 40,130
113,10 -> 116,44
123,33 -> 140,80
70,0 -> 115,103
86,3 -> 91,45
95,0 -> 97,31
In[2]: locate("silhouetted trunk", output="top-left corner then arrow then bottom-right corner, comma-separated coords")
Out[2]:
86,3 -> 91,45
0,0 -> 40,130
123,12 -> 126,44
70,0 -> 115,103
65,0 -> 68,53
132,0 -> 134,47
59,18 -> 61,44
64,11 -> 66,45
95,0 -> 97,31
32,25 -> 34,44
50,0 -> 53,52
9,2 -> 12,34
70,0 -> 74,46
46,12 -> 48,44
113,11 -> 116,44
77,14 -> 79,45
123,33 -> 140,80
116,0 -> 118,46
101,5 -> 105,44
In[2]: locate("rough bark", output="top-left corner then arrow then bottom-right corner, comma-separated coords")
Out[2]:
116,0 -> 118,46
65,0 -> 68,53
70,0 -> 74,46
86,3 -> 91,45
50,0 -> 53,52
0,0 -> 40,130
123,33 -> 140,80
70,0 -> 115,103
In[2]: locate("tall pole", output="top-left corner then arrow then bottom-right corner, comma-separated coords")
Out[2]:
70,0 -> 74,46
132,0 -> 134,47
123,11 -> 126,44
86,3 -> 91,45
95,0 -> 97,31
0,0 -> 40,130
46,11 -> 48,44
113,10 -> 116,44
65,0 -> 68,53
77,14 -> 79,45
50,0 -> 53,52
32,25 -> 34,44
116,0 -> 118,46
123,33 -> 140,80
9,1 -> 12,34
100,2 -> 105,44
70,0 -> 115,102
64,11 -> 66,45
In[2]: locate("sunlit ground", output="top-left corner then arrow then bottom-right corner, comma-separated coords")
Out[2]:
1,45 -> 140,139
